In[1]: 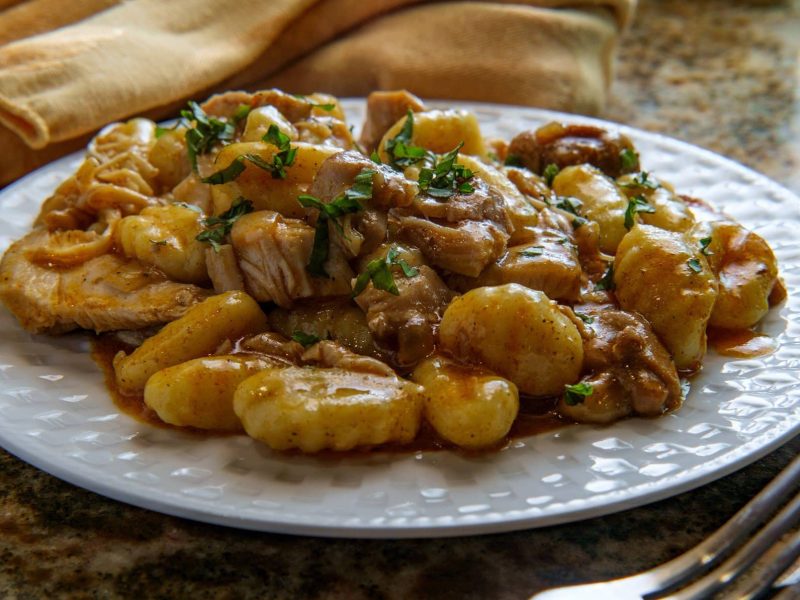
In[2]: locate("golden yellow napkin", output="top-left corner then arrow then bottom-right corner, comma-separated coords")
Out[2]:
0,0 -> 635,185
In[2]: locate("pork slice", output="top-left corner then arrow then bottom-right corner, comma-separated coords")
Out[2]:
391,214 -> 508,277
449,235 -> 582,302
231,211 -> 353,308
359,90 -> 425,152
0,230 -> 210,334
354,264 -> 453,368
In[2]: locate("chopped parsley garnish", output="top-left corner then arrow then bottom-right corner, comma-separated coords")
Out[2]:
680,379 -> 691,400
555,196 -> 583,216
200,147 -> 298,184
260,125 -> 298,179
504,154 -> 523,167
370,150 -> 382,164
575,312 -> 595,324
155,125 -> 171,139
181,101 -> 236,171
291,331 -> 321,347
195,197 -> 253,252
624,194 -> 656,229
564,382 -> 593,406
298,168 -> 376,277
292,94 -> 336,112
543,163 -> 560,186
687,258 -> 703,273
699,236 -> 713,256
384,110 -> 431,169
201,155 -> 247,184
417,143 -> 475,199
352,246 -> 419,297
619,171 -> 659,191
520,246 -> 544,257
619,148 -> 639,172
232,104 -> 252,123
596,263 -> 615,291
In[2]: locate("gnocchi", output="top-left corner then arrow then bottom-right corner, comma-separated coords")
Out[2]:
0,88 -> 783,455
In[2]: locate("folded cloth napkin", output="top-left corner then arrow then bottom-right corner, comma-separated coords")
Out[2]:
0,0 -> 635,185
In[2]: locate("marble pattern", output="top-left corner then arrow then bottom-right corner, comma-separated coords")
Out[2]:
1,0 -> 799,597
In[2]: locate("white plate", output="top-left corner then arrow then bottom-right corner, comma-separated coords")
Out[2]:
1,101 -> 799,539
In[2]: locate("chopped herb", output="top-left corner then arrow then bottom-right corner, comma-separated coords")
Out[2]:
487,151 -> 499,162
699,236 -> 713,256
555,196 -> 583,216
504,154 -> 523,167
232,104 -> 252,123
564,382 -> 593,406
680,379 -> 691,400
575,312 -> 595,324
619,171 -> 659,191
180,101 -> 236,171
543,163 -> 560,186
384,110 -> 432,169
624,194 -> 656,229
292,94 -> 336,112
520,246 -> 544,257
149,239 -> 168,246
596,263 -> 615,291
155,125 -> 170,138
298,168 -> 376,276
619,148 -> 639,172
195,197 -> 253,252
370,150 -> 382,165
687,258 -> 703,273
417,142 -> 475,199
291,331 -> 321,347
201,156 -> 246,184
259,125 -> 298,179
352,246 -> 419,297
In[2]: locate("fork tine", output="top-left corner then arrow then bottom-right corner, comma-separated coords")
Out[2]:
729,531 -> 800,600
529,453 -> 800,600
772,582 -> 800,600
662,492 -> 800,599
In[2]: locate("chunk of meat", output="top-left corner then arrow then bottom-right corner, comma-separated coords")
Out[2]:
0,230 -> 210,334
236,332 -> 304,364
359,90 -> 425,152
205,245 -> 245,293
309,150 -> 416,210
557,307 -> 682,423
508,122 -> 639,178
449,235 -> 582,302
411,178 -> 511,228
391,214 -> 508,277
302,340 -> 396,377
230,210 -> 353,307
201,89 -> 312,123
354,262 -> 454,368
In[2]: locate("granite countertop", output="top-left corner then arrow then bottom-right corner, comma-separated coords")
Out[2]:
2,1 -> 799,598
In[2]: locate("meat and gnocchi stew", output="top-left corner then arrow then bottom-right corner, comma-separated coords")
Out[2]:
0,89 -> 784,453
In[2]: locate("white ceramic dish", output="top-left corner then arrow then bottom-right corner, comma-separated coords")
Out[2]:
0,101 -> 798,539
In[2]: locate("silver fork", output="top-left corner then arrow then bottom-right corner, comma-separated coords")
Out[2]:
530,452 -> 800,600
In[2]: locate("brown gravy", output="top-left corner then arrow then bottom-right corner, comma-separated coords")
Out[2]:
707,327 -> 777,359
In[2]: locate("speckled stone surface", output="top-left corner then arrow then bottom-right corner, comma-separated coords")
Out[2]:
1,1 -> 799,598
